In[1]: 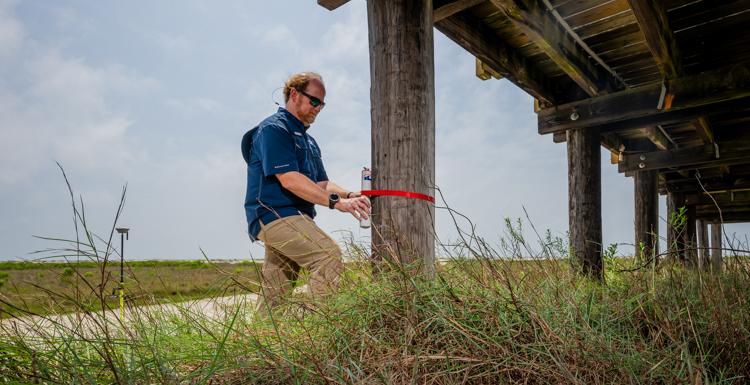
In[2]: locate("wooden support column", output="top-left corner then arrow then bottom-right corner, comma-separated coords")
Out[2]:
697,219 -> 709,270
667,192 -> 685,261
634,170 -> 658,264
710,222 -> 723,272
685,205 -> 697,267
567,127 -> 603,280
368,0 -> 435,271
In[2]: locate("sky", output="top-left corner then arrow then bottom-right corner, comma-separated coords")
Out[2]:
1,0 -> 747,262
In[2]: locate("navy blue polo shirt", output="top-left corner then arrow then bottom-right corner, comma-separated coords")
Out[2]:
243,108 -> 329,240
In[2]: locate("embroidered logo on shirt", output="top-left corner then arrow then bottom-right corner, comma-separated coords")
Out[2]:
293,132 -> 303,136
274,164 -> 290,169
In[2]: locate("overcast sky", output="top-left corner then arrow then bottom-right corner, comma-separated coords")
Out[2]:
1,0 -> 747,261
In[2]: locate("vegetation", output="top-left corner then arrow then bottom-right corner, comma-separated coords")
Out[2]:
1,252 -> 749,384
0,260 -> 261,318
1,167 -> 748,384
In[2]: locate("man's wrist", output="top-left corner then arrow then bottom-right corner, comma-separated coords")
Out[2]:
328,193 -> 340,209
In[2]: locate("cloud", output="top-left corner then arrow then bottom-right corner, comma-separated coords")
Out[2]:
320,3 -> 368,61
260,25 -> 300,52
0,0 -> 23,58
0,7 -> 156,184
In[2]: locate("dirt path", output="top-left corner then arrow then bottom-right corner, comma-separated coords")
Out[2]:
1,293 -> 259,338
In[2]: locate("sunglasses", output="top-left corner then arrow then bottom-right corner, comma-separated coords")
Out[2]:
297,89 -> 326,109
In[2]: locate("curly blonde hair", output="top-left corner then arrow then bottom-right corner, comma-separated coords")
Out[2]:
283,72 -> 324,103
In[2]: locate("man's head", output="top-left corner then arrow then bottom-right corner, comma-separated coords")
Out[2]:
284,72 -> 326,127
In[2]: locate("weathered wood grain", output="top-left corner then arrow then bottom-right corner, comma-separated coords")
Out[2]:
567,127 -> 603,280
537,61 -> 750,134
434,0 -> 486,22
634,169 -> 658,264
368,0 -> 435,271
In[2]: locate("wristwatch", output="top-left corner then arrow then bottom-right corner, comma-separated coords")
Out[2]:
328,193 -> 340,209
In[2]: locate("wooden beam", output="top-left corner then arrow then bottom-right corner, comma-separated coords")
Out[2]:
490,0 -> 617,96
317,0 -> 351,11
368,0 -> 435,270
567,128 -> 603,281
644,126 -> 671,150
434,0 -> 485,22
537,62 -> 750,134
618,144 -> 750,173
436,12 -> 557,104
686,190 -> 750,206
627,0 -> 682,79
475,57 -> 502,80
692,116 -> 715,144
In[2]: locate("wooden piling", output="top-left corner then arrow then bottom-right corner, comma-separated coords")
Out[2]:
697,219 -> 709,270
367,0 -> 435,271
634,170 -> 658,264
710,222 -> 723,272
567,127 -> 603,280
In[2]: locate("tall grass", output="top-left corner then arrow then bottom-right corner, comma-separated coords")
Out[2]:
1,169 -> 749,384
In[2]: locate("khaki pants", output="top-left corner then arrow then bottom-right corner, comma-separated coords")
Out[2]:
256,214 -> 343,310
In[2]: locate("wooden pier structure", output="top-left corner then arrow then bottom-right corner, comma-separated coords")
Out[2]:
319,0 -> 750,277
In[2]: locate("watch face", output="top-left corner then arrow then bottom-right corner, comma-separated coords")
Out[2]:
329,193 -> 340,209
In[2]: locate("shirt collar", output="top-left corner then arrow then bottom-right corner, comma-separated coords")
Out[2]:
277,107 -> 309,132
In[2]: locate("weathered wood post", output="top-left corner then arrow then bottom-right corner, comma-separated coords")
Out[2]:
685,205 -> 697,267
667,192 -> 685,262
710,222 -> 723,272
697,219 -> 709,270
567,127 -> 603,280
367,0 -> 436,271
634,170 -> 658,264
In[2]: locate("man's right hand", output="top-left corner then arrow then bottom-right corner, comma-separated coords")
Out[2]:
335,196 -> 371,220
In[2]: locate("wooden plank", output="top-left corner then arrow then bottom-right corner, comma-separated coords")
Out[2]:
692,116 -> 714,144
618,144 -> 750,173
576,11 -> 637,40
317,0 -> 351,11
627,0 -> 682,79
368,0 -> 435,270
434,0 -> 486,22
634,169 -> 659,263
436,12 -> 558,104
567,127 -> 603,280
537,61 -> 750,134
489,0 -> 620,96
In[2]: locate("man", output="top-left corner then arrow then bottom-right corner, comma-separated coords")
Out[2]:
242,72 -> 370,310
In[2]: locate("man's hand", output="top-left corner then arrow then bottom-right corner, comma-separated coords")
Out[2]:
334,196 -> 371,220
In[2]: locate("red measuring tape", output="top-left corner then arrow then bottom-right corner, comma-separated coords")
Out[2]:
360,190 -> 435,204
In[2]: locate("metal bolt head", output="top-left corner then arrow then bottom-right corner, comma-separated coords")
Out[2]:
639,154 -> 646,161
570,111 -> 579,121
638,163 -> 646,169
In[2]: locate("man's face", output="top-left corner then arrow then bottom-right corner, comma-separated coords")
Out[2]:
294,79 -> 326,126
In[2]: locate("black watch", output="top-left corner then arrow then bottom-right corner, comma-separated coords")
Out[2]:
328,193 -> 340,209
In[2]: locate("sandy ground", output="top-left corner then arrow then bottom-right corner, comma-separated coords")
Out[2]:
0,293 -> 259,339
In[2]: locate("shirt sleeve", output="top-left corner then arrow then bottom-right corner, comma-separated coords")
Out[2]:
255,123 -> 299,176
